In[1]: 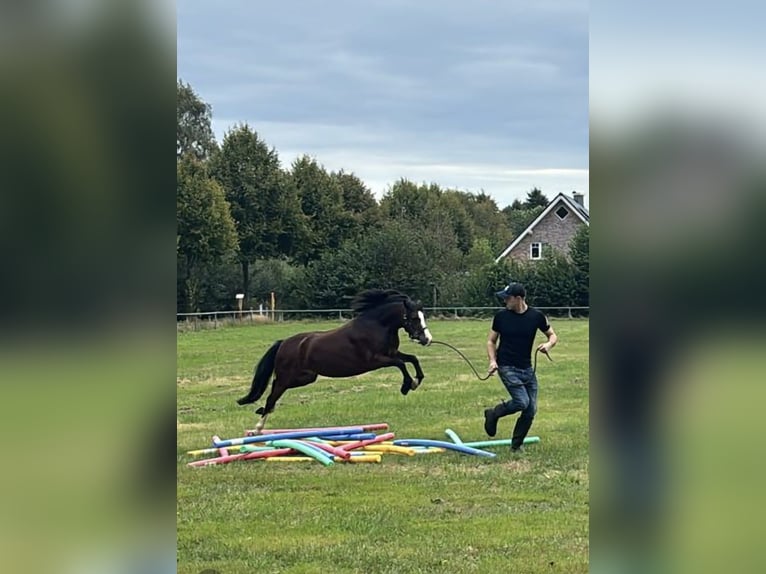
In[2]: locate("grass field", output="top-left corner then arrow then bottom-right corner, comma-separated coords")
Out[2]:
177,318 -> 589,574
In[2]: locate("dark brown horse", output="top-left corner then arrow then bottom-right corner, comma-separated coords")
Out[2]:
236,289 -> 432,433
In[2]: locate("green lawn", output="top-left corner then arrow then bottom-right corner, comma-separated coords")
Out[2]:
177,319 -> 589,574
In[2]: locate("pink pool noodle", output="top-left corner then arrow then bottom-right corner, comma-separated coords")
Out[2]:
298,440 -> 351,460
245,423 -> 389,436
338,432 -> 395,452
212,435 -> 229,457
187,447 -> 292,467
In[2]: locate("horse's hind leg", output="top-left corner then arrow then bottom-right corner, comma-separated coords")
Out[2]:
253,404 -> 270,435
254,372 -> 318,434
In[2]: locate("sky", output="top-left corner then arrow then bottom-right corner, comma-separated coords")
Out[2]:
177,0 -> 589,209
589,2 -> 766,135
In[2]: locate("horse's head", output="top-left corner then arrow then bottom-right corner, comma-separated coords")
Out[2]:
402,299 -> 432,346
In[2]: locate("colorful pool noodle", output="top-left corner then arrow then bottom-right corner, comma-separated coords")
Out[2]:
361,444 -> 415,456
392,439 -> 496,457
410,447 -> 447,454
212,427 -> 369,448
443,428 -> 540,449
229,445 -> 286,454
190,438 -> 348,467
444,429 -> 463,444
187,447 -> 293,467
212,435 -> 229,457
246,423 -> 389,436
337,432 -> 396,452
266,455 -> 381,463
268,439 -> 334,466
187,433 -> 375,466
307,433 -> 378,441
463,437 -> 540,448
188,441 -> 336,467
187,436 -> 373,456
293,440 -> 351,460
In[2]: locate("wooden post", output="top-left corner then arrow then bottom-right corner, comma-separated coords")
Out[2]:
236,293 -> 244,321
271,292 -> 275,321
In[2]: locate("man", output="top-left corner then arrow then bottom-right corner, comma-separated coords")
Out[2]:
485,282 -> 557,452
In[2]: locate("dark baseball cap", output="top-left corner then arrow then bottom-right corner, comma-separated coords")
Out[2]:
495,282 -> 526,300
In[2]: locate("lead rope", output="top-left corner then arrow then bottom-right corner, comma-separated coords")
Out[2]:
429,340 -> 553,381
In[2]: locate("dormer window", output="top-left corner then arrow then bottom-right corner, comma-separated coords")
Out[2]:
555,206 -> 569,220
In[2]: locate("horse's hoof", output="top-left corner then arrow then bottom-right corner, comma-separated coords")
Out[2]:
400,381 -> 412,395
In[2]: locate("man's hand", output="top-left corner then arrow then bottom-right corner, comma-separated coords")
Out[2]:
487,360 -> 498,375
536,342 -> 553,360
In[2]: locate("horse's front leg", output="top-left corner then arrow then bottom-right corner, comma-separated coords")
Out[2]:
372,355 -> 416,395
396,352 -> 424,390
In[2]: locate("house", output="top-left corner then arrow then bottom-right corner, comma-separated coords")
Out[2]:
495,192 -> 589,263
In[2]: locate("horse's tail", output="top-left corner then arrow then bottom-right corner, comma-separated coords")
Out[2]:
236,340 -> 283,405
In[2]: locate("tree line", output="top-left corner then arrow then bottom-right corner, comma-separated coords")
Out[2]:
177,80 -> 589,314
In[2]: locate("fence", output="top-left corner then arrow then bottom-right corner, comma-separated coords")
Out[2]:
177,306 -> 589,331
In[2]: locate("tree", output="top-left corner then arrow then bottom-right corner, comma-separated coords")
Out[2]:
462,192 -> 514,256
526,247 -> 578,308
298,242 -> 370,308
249,258 -> 306,310
334,169 -> 378,215
379,179 -> 442,223
502,204 -> 545,238
210,124 -> 304,304
291,156 -> 353,264
356,220 -> 439,301
569,225 -> 589,307
332,169 -> 381,237
523,187 -> 549,210
462,258 -> 516,307
379,180 -> 478,255
438,191 -> 475,254
177,80 -> 217,160
463,238 -> 496,271
176,157 -> 238,312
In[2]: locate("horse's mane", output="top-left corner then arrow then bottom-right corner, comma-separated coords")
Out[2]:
351,289 -> 410,316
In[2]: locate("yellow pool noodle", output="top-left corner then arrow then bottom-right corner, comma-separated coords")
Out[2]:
361,445 -> 416,456
265,455 -> 382,463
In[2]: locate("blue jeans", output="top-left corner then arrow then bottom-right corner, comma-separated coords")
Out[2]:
497,365 -> 538,448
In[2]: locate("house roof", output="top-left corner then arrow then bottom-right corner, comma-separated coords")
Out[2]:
494,192 -> 589,263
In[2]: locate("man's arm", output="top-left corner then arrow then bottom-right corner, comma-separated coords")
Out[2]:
487,329 -> 499,374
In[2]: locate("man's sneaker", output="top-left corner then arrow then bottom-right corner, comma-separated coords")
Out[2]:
484,408 -> 499,437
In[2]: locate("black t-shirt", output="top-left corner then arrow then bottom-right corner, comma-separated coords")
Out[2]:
491,307 -> 551,368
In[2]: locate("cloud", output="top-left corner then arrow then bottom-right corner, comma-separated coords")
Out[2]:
179,0 -> 589,206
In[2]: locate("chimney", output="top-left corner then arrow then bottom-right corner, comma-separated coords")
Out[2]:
572,191 -> 584,206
